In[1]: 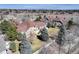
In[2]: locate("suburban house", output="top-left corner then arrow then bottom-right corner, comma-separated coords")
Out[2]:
13,20 -> 46,38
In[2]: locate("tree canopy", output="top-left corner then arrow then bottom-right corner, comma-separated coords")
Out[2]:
0,20 -> 18,41
37,28 -> 49,41
35,16 -> 41,21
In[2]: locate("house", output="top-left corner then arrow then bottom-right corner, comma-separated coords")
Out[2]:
34,21 -> 46,30
14,20 -> 46,38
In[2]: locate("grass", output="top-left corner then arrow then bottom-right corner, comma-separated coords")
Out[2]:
31,37 -> 42,53
48,27 -> 60,37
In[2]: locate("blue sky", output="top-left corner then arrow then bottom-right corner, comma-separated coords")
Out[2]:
0,4 -> 79,10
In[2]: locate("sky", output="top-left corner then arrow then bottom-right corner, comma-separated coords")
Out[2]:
0,4 -> 79,10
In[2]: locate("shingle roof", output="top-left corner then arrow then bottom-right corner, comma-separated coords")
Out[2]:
16,20 -> 46,32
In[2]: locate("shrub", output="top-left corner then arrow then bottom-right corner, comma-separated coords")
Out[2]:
35,16 -> 41,21
9,42 -> 16,52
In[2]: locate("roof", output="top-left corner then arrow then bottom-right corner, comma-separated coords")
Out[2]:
16,20 -> 35,32
34,21 -> 46,28
16,22 -> 28,32
16,20 -> 46,32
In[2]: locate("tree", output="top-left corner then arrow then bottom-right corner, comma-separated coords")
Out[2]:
67,18 -> 74,29
48,20 -> 65,46
19,33 -> 32,54
56,26 -> 64,45
35,16 -> 41,21
0,20 -> 18,41
17,33 -> 23,41
0,20 -> 10,34
37,28 -> 49,41
47,22 -> 51,28
47,21 -> 55,28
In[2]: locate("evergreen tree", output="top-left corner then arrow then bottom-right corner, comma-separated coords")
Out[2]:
37,28 -> 49,41
0,20 -> 18,41
19,33 -> 32,54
